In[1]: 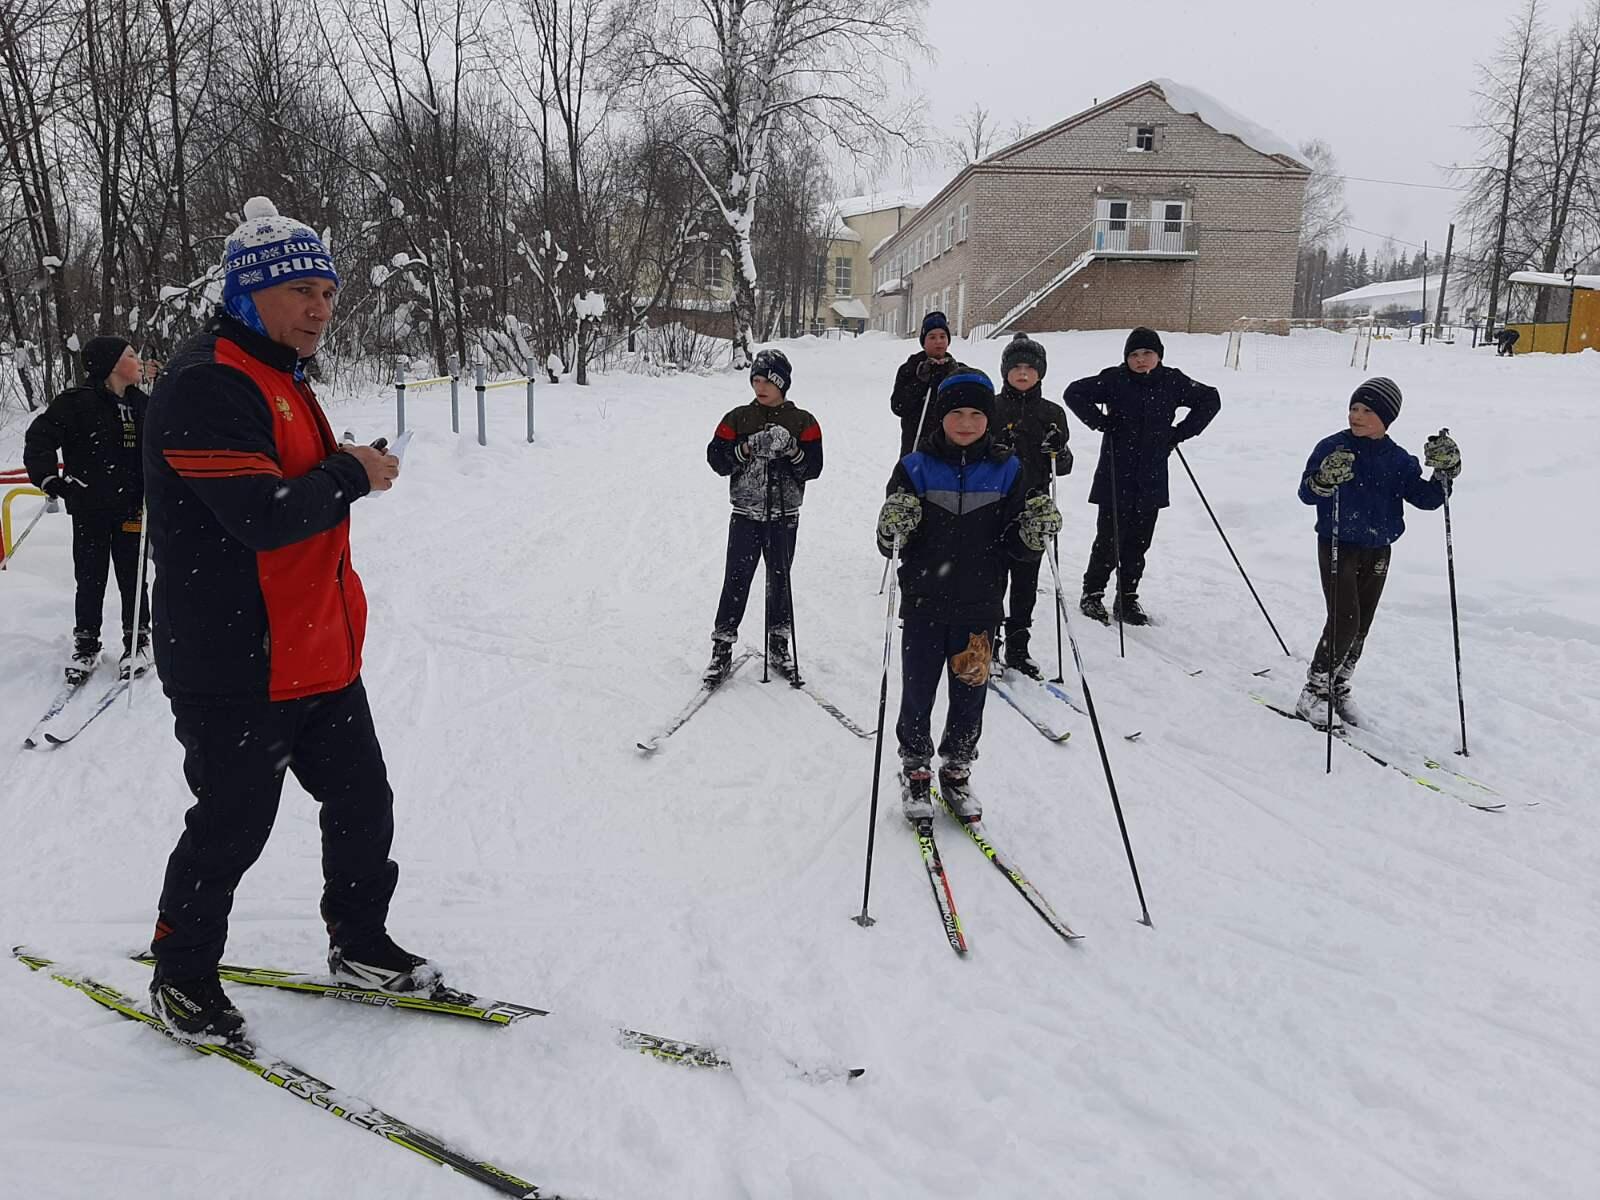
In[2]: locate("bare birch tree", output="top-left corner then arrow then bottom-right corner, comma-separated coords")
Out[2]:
628,0 -> 926,366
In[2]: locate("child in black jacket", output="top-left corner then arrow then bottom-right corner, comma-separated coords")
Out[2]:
991,332 -> 1072,678
23,335 -> 152,682
704,349 -> 823,683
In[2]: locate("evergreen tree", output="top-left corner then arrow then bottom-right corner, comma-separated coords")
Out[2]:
1355,249 -> 1371,288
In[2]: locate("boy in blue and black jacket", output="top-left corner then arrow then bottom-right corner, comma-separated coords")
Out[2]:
876,368 -> 1062,824
1295,376 -> 1462,728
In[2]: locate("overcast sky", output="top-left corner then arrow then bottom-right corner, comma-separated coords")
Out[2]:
869,0 -> 1591,262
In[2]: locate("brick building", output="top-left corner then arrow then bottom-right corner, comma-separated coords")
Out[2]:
868,79 -> 1309,339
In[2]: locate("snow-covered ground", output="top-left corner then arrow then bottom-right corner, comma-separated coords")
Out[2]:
2,330 -> 1596,1199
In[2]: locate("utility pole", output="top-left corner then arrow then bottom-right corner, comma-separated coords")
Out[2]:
1435,224 -> 1455,335
1427,241 -> 1440,342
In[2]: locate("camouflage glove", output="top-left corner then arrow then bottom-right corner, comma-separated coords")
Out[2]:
742,425 -> 794,460
1018,493 -> 1062,552
877,491 -> 921,545
950,630 -> 993,687
1308,448 -> 1355,497
1424,431 -> 1461,480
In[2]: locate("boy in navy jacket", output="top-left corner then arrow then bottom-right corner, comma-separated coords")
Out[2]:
1296,377 -> 1461,727
876,368 -> 1062,823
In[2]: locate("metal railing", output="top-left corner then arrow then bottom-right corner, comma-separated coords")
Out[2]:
393,354 -> 539,446
1088,217 -> 1199,256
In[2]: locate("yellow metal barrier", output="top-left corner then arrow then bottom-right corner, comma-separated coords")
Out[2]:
2,485 -> 47,562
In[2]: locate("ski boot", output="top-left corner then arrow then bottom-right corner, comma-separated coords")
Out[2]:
1003,630 -> 1043,680
119,626 -> 153,680
64,630 -> 101,687
328,933 -> 442,994
938,763 -> 981,824
1113,593 -> 1151,626
702,638 -> 735,686
1295,671 -> 1342,731
1079,593 -> 1110,625
150,969 -> 248,1043
767,627 -> 796,682
1332,681 -> 1367,728
899,764 -> 933,823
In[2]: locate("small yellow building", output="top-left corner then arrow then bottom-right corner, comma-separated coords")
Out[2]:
1504,271 -> 1600,354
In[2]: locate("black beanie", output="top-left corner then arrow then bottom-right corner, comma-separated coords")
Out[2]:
750,347 -> 792,393
932,366 -> 995,424
1000,331 -> 1047,382
920,310 -> 951,346
1351,376 -> 1402,428
82,336 -> 131,382
1124,326 -> 1164,361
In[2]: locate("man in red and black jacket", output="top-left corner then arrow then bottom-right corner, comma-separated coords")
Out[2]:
142,196 -> 430,1043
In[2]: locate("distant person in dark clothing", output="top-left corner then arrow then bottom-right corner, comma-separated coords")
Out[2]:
1063,327 -> 1221,626
23,335 -> 152,683
1494,327 -> 1519,356
889,310 -> 956,456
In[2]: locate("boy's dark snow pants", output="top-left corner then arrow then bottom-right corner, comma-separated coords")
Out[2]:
896,617 -> 990,770
712,513 -> 797,640
1311,541 -> 1391,678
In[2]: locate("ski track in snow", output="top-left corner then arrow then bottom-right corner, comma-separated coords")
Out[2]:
2,331 -> 1597,1199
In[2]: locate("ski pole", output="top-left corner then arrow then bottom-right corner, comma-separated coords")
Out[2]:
1174,444 -> 1291,657
1047,450 -> 1064,683
762,460 -> 774,684
855,536 -> 901,929
1107,432 -> 1125,658
1044,544 -> 1152,927
1326,488 -> 1339,774
129,500 -> 151,709
2,496 -> 55,569
877,556 -> 890,596
1439,429 -> 1468,756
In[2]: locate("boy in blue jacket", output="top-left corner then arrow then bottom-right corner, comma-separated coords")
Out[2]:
876,368 -> 1062,823
1296,377 -> 1461,728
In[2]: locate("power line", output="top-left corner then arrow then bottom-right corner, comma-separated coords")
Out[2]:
1335,174 -> 1465,192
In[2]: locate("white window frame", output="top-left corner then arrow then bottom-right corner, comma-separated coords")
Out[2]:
834,255 -> 852,296
942,286 -> 951,315
1130,124 -> 1158,152
946,212 -> 956,252
959,203 -> 970,242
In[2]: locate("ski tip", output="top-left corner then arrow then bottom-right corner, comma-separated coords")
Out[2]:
41,733 -> 66,746
635,740 -> 659,754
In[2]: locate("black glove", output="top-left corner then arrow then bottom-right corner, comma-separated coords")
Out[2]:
1042,424 -> 1067,454
914,358 -> 932,383
39,476 -> 65,501
1055,445 -> 1074,474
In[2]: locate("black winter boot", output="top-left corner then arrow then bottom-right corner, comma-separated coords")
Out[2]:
1114,594 -> 1150,626
703,639 -> 734,686
119,626 -> 152,680
150,970 -> 248,1042
1003,629 -> 1043,680
767,627 -> 795,681
1079,593 -> 1110,625
329,933 -> 442,994
65,630 -> 101,686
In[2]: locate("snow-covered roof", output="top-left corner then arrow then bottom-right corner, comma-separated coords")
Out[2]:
830,298 -> 869,320
1151,79 -> 1303,165
1508,270 -> 1600,290
1322,277 -> 1443,306
826,222 -> 862,244
834,188 -> 936,220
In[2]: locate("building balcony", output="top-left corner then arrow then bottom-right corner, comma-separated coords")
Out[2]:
1088,218 -> 1198,259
